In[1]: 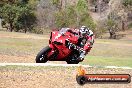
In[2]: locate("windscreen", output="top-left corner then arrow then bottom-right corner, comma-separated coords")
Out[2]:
59,28 -> 69,35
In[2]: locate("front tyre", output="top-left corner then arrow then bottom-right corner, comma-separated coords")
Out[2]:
36,46 -> 51,63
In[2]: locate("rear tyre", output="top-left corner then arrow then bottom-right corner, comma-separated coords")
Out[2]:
36,46 -> 51,63
66,60 -> 79,64
66,53 -> 80,64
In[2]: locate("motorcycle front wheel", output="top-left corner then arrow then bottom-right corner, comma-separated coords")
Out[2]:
36,46 -> 51,63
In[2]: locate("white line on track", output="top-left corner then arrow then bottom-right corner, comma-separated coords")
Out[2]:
0,63 -> 132,69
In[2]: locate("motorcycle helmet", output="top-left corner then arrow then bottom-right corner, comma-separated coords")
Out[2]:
79,26 -> 89,36
79,26 -> 93,37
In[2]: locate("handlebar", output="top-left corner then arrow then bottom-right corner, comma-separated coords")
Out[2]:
65,40 -> 85,53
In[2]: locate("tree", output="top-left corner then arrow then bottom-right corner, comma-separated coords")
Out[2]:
106,19 -> 116,39
54,0 -> 96,31
0,0 -> 37,33
52,0 -> 62,10
76,0 -> 88,26
107,10 -> 123,39
123,0 -> 132,7
0,0 -> 18,4
54,5 -> 77,28
80,13 -> 96,30
36,0 -> 57,33
0,4 -> 18,32
14,4 -> 36,33
76,0 -> 88,13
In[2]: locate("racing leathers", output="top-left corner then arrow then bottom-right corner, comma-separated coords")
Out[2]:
66,28 -> 94,61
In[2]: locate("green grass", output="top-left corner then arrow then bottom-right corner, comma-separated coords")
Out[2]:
0,37 -> 49,56
0,31 -> 49,56
81,56 -> 132,67
84,38 -> 132,67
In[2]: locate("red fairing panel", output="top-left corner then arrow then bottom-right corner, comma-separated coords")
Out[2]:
83,36 -> 93,53
48,31 -> 74,60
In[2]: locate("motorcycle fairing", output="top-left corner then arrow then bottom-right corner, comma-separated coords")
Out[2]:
48,31 -> 79,61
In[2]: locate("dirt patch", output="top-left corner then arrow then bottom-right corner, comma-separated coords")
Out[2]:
0,54 -> 35,63
0,35 -> 48,40
0,66 -> 131,88
0,31 -> 49,40
0,54 -> 67,64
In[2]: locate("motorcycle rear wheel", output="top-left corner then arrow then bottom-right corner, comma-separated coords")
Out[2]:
66,60 -> 79,64
66,53 -> 80,64
36,46 -> 51,63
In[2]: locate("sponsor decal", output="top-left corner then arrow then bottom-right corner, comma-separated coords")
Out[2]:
76,66 -> 131,85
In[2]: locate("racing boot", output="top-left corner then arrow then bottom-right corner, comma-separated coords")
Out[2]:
77,50 -> 86,62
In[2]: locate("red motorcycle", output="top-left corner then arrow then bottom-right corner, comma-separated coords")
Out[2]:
36,28 -> 85,64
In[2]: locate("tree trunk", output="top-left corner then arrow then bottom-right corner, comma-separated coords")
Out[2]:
10,22 -> 13,32
122,21 -> 125,31
108,28 -> 115,39
24,28 -> 27,33
24,15 -> 27,33
95,5 -> 98,12
109,32 -> 113,39
60,0 -> 62,9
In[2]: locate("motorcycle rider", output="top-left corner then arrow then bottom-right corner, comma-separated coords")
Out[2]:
77,26 -> 94,61
66,26 -> 94,61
